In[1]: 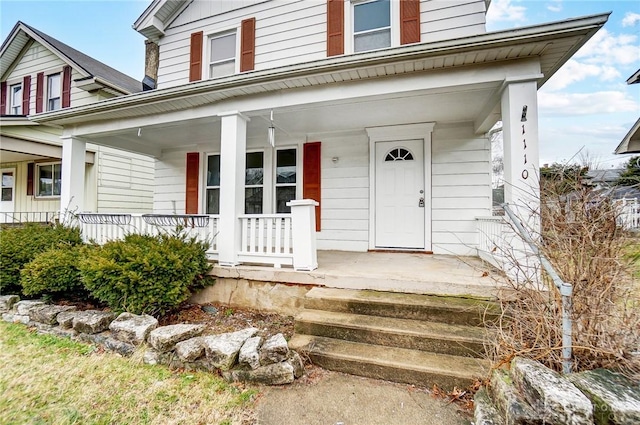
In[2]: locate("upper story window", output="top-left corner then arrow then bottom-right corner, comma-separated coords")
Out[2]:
47,73 -> 61,111
353,0 -> 391,52
10,83 -> 22,115
209,32 -> 237,78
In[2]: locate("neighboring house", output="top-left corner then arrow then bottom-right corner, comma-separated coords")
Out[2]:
614,68 -> 640,154
0,22 -> 155,222
29,1 -> 608,270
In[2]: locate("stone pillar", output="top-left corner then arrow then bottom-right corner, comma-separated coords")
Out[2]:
60,136 -> 86,223
287,199 -> 319,271
501,81 -> 540,215
143,40 -> 159,91
218,111 -> 249,267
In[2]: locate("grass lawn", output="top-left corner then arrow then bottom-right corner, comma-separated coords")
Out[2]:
0,322 -> 257,425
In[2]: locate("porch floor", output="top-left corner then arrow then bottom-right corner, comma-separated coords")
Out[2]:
211,251 -> 509,299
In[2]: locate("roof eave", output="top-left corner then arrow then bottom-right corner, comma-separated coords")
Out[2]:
615,117 -> 640,154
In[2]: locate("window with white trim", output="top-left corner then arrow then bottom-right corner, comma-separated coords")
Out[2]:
209,31 -> 236,78
353,0 -> 391,52
10,83 -> 22,115
47,73 -> 61,111
245,151 -> 264,214
275,148 -> 297,213
205,154 -> 220,214
36,162 -> 62,197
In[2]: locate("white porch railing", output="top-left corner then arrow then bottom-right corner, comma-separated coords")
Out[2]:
238,214 -> 293,267
475,215 -> 510,270
0,211 -> 59,224
77,213 -> 220,258
617,198 -> 640,229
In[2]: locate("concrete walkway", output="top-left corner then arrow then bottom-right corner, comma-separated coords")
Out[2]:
254,369 -> 471,425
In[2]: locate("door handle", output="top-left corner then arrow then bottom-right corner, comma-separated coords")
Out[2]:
418,197 -> 425,208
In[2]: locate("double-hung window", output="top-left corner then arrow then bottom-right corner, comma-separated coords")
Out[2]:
209,32 -> 236,78
9,83 -> 22,115
205,154 -> 221,214
47,73 -> 61,111
245,152 -> 264,214
275,149 -> 297,213
37,162 -> 62,197
353,0 -> 391,52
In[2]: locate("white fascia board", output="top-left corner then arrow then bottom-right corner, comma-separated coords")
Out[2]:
626,69 -> 640,85
32,12 -> 609,126
615,118 -> 640,154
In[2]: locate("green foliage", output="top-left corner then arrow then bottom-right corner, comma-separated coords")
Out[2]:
0,224 -> 83,295
20,244 -> 91,298
80,233 -> 213,315
616,155 -> 640,187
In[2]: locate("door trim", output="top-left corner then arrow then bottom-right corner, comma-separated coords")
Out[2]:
367,123 -> 434,251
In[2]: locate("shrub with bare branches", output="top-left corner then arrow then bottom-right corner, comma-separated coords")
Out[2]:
489,170 -> 640,379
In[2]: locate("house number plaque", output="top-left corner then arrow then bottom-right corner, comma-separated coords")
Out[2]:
521,105 -> 528,180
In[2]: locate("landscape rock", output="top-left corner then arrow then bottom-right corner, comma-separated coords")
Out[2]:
259,333 -> 289,365
203,327 -> 258,370
143,349 -> 161,365
490,369 -> 540,425
49,327 -> 78,339
76,331 -> 110,346
474,387 -> 504,425
2,313 -> 15,323
224,361 -> 295,385
9,314 -> 30,325
0,295 -> 19,312
239,336 -> 262,370
287,351 -> 305,379
15,300 -> 45,315
148,324 -> 205,352
109,312 -> 158,345
57,311 -> 77,328
511,357 -> 593,425
104,337 -> 136,356
175,337 -> 205,362
29,305 -> 76,325
71,310 -> 115,334
569,369 -> 640,425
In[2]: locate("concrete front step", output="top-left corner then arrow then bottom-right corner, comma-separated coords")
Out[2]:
304,287 -> 500,326
289,334 -> 489,390
295,309 -> 487,358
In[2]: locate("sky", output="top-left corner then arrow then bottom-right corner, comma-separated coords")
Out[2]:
1,0 -> 639,169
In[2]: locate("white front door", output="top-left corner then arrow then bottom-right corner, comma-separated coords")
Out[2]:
375,140 -> 425,249
1,168 -> 16,223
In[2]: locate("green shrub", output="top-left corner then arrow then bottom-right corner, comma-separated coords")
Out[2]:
0,224 -> 83,295
80,233 -> 213,315
20,245 -> 91,298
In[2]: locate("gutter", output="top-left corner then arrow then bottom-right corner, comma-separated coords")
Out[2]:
32,12 -> 609,125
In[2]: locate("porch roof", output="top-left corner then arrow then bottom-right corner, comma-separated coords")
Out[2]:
32,13 -> 608,129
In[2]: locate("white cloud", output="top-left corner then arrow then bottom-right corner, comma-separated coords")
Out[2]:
622,12 -> 640,27
486,0 -> 527,26
545,59 -> 621,91
539,91 -> 639,116
575,29 -> 639,66
547,0 -> 562,13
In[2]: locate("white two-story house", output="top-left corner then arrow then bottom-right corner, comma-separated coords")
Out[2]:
29,1 -> 608,273
0,22 -> 155,222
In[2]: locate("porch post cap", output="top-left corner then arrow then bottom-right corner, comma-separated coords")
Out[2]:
287,199 -> 319,207
217,110 -> 250,121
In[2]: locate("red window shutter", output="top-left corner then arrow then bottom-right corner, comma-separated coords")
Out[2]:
400,0 -> 421,45
240,18 -> 256,72
22,75 -> 31,115
35,72 -> 44,113
0,81 -> 6,114
303,142 -> 322,231
189,31 -> 203,82
27,163 -> 34,196
185,152 -> 200,214
326,0 -> 344,56
62,65 -> 72,108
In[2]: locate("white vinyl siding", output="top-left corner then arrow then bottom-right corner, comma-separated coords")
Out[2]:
157,0 -> 487,89
431,123 -> 491,256
317,132 -> 370,252
154,149 -> 188,213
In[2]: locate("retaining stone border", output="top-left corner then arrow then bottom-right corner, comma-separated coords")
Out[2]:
0,295 -> 304,385
473,356 -> 640,425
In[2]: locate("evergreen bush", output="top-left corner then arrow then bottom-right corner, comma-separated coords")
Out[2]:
80,233 -> 213,315
0,224 -> 83,295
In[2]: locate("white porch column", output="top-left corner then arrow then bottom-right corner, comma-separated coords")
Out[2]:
501,81 -> 540,216
287,199 -> 319,271
217,111 -> 249,267
60,136 -> 86,223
